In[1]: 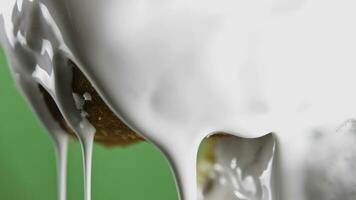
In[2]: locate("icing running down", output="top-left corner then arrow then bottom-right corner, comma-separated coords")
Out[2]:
1,0 -> 356,199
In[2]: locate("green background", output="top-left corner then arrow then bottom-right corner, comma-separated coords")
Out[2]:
0,48 -> 178,199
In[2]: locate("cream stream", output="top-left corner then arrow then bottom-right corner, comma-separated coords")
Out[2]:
2,0 -> 356,200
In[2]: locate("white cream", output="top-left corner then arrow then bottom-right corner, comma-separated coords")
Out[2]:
1,0 -> 356,199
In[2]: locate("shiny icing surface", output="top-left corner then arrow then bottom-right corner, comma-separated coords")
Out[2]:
1,0 -> 356,199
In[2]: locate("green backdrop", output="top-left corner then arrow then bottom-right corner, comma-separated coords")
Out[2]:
0,48 -> 178,199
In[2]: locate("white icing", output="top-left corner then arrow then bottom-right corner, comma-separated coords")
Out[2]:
1,0 -> 356,199
0,1 -> 94,199
54,134 -> 68,200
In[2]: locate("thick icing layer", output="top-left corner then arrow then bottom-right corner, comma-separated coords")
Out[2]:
2,0 -> 356,199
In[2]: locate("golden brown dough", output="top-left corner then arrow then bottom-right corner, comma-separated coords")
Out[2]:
197,134 -> 229,185
40,61 -> 144,147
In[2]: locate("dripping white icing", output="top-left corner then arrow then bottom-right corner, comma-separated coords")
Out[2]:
0,0 -> 96,199
80,129 -> 95,200
54,133 -> 68,200
2,0 -> 356,199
